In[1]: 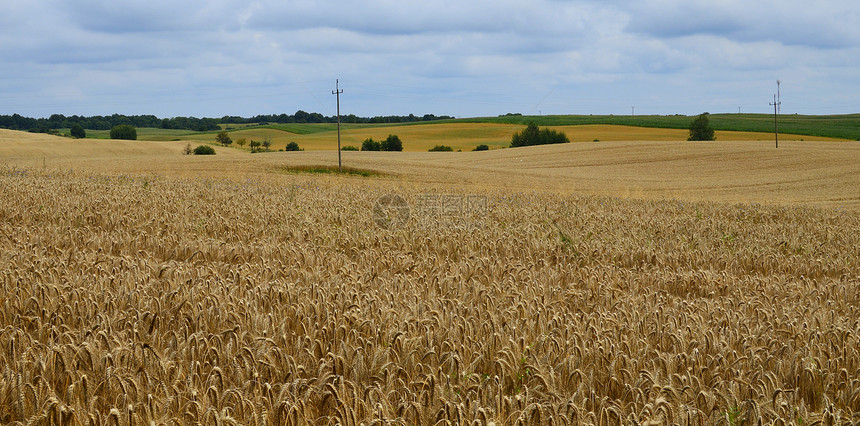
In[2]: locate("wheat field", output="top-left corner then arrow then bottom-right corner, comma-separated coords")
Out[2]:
1,129 -> 859,424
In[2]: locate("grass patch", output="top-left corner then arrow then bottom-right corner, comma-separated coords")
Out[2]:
86,127 -> 204,141
279,164 -> 387,177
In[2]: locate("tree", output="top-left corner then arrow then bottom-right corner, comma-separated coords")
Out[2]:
473,144 -> 489,151
261,137 -> 271,151
70,124 -> 86,139
216,131 -> 233,146
193,145 -> 215,155
510,122 -> 569,147
236,138 -> 247,148
249,139 -> 261,152
361,138 -> 381,151
285,141 -> 302,151
429,145 -> 454,152
688,113 -> 716,141
110,125 -> 137,140
381,134 -> 403,151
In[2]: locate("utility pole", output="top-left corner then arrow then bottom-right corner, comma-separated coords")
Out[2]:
770,93 -> 780,149
777,80 -> 781,114
738,106 -> 742,114
332,79 -> 343,171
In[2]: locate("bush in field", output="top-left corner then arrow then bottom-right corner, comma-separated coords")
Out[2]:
473,144 -> 489,151
361,135 -> 403,151
341,145 -> 359,151
362,138 -> 381,151
510,122 -> 569,147
70,124 -> 86,139
381,134 -> 403,151
193,145 -> 215,155
285,141 -> 303,151
110,125 -> 137,140
688,112 -> 716,141
429,145 -> 454,152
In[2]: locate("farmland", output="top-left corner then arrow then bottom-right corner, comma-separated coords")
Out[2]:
172,122 -> 845,152
1,128 -> 859,424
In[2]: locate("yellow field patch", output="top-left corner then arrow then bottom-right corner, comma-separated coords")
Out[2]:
176,123 -> 841,152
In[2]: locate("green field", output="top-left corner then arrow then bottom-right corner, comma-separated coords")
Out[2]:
84,127 -> 200,141
466,113 -> 860,140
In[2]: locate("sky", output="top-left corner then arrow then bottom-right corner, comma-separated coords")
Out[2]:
1,0 -> 858,119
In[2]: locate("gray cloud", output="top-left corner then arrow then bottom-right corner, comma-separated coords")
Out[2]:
0,0 -> 857,118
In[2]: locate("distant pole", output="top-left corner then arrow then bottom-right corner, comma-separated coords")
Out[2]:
738,106 -> 742,114
777,80 -> 781,114
332,79 -> 343,171
770,94 -> 780,149
631,106 -> 635,116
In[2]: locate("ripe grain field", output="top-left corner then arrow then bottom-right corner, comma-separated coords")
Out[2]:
1,130 -> 859,424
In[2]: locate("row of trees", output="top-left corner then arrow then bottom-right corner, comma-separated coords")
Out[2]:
220,112 -> 453,125
0,111 -> 454,133
0,113 -> 220,132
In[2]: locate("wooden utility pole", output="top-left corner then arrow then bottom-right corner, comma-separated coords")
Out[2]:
332,79 -> 343,171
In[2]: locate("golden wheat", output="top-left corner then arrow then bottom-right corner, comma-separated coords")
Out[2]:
0,165 -> 858,424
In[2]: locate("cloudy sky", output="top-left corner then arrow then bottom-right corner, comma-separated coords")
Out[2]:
1,0 -> 858,119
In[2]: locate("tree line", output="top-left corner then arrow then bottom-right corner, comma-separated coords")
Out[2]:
0,113 -> 220,132
0,111 -> 454,133
220,112 -> 453,125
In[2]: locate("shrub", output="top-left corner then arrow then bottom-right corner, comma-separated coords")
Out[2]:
110,125 -> 137,140
510,122 -> 569,147
362,138 -> 381,151
429,145 -> 454,152
70,124 -> 86,139
381,134 -> 403,151
249,140 -> 261,152
688,113 -> 716,141
341,145 -> 359,151
183,143 -> 192,155
193,145 -> 215,155
285,141 -> 302,151
473,144 -> 489,151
